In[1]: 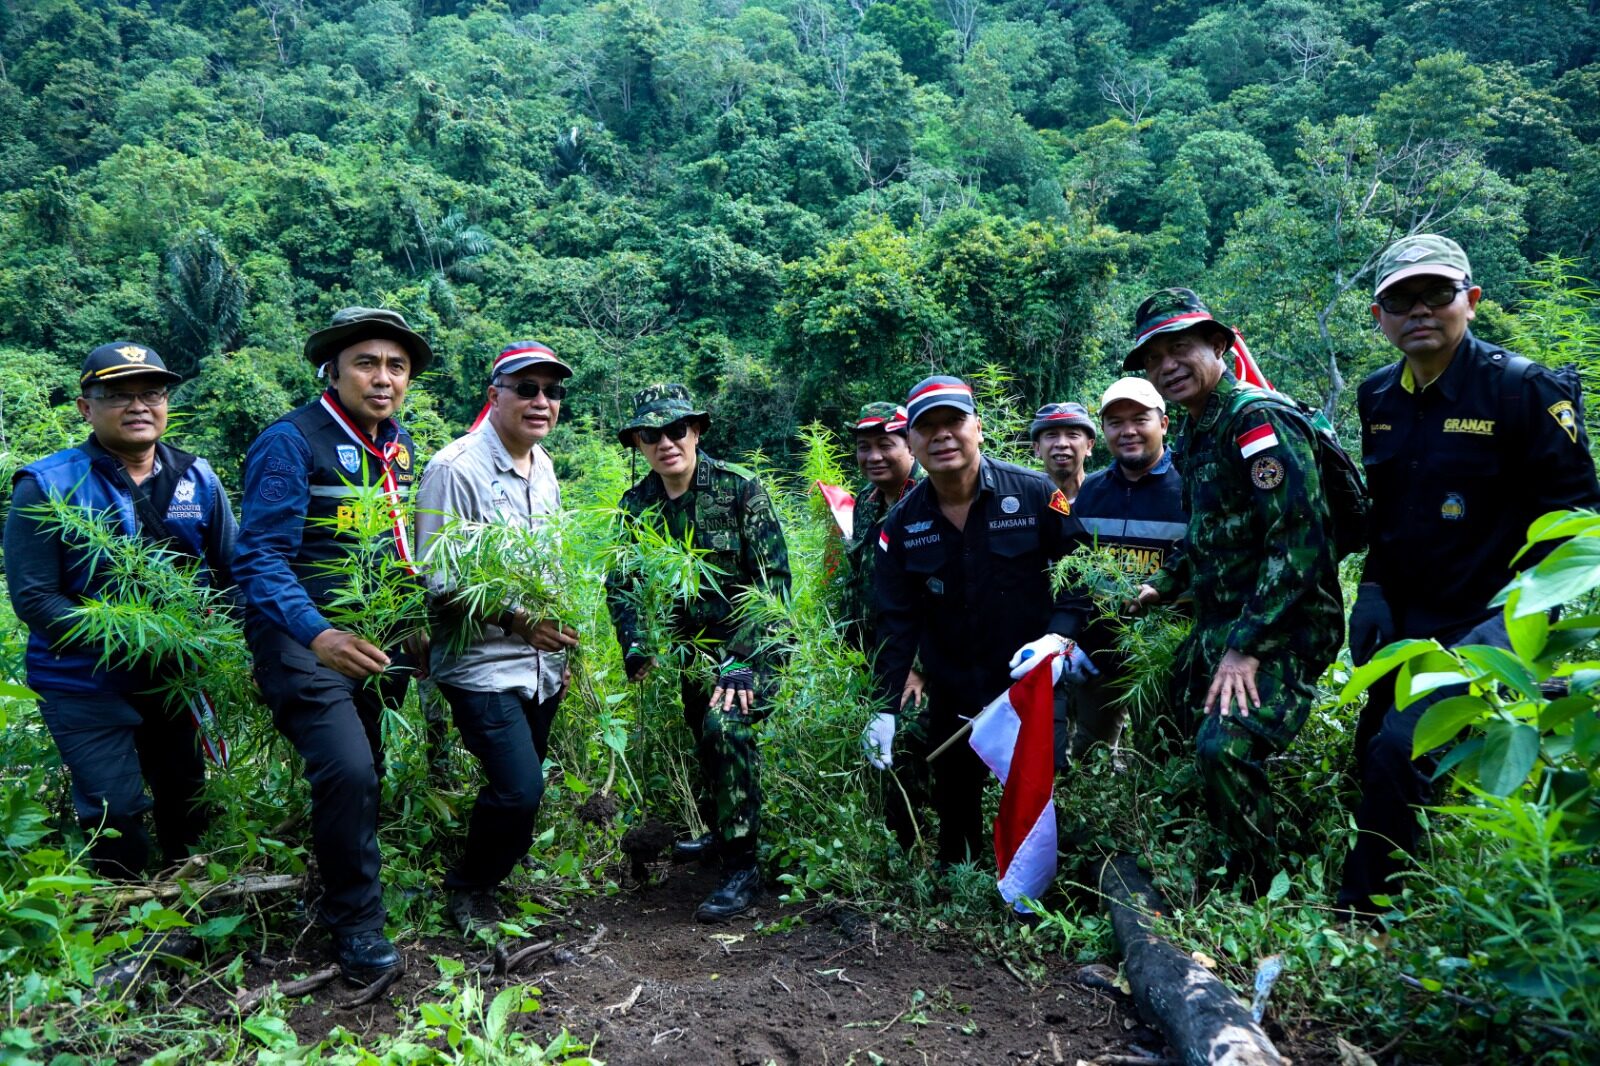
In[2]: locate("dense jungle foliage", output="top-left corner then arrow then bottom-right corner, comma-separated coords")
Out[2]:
4,0 -> 1600,1063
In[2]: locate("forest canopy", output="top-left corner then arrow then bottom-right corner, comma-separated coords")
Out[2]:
2,0 -> 1598,479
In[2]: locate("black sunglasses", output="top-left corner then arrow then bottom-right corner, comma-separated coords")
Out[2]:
494,380 -> 568,401
1376,283 -> 1468,315
635,421 -> 693,446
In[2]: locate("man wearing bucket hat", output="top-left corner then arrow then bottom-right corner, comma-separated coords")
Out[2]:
234,307 -> 430,984
604,384 -> 791,922
872,376 -> 1095,868
1337,236 -> 1600,916
6,342 -> 236,880
1124,289 -> 1342,892
1029,402 -> 1097,502
415,341 -> 580,936
1053,377 -> 1187,769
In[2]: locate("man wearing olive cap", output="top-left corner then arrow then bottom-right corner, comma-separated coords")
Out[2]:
1029,402 -> 1096,502
1126,290 -> 1342,892
1338,236 -> 1600,915
234,307 -> 429,983
604,384 -> 791,922
6,342 -> 236,880
1055,378 -> 1186,769
415,341 -> 580,936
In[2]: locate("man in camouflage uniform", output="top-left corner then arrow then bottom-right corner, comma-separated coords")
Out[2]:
605,384 -> 791,922
1128,290 -> 1343,890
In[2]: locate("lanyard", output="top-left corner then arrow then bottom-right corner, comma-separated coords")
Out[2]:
319,391 -> 417,574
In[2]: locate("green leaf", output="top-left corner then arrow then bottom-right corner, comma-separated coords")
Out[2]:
1508,510 -> 1600,565
1478,721 -> 1540,797
1455,646 -> 1542,701
1411,696 -> 1488,758
433,955 -> 466,979
192,914 -> 246,940
1339,639 -> 1442,704
1265,870 -> 1290,902
1503,536 -> 1600,615
1396,651 -> 1469,710
1503,593 -> 1548,662
1539,696 -> 1593,732
1434,736 -> 1484,781
0,681 -> 38,700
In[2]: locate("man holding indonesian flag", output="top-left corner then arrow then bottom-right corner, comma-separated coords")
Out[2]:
1126,289 -> 1342,893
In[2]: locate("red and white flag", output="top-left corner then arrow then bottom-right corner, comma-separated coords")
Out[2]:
1230,330 -> 1272,391
968,654 -> 1058,911
814,481 -> 857,541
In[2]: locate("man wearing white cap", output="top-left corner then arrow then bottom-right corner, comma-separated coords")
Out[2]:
415,341 -> 580,935
872,375 -> 1095,868
1055,377 -> 1187,767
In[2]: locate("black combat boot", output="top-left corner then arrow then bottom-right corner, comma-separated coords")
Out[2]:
672,831 -> 719,863
445,888 -> 505,937
332,930 -> 402,985
694,865 -> 762,922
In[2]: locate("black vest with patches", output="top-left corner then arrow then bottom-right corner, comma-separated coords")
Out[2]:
280,399 -> 418,609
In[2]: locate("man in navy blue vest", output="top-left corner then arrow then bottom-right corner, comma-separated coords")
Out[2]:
234,308 -> 427,985
6,342 -> 236,880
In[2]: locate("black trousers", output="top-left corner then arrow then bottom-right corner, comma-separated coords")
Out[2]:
884,691 -> 988,866
36,688 -> 208,879
251,624 -> 412,935
436,683 -> 561,892
1338,616 -> 1504,910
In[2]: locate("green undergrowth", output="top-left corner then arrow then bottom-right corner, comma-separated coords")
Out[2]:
3,413 -> 1599,1064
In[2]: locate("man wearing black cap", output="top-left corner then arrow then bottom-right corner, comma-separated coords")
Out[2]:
605,384 -> 792,922
873,376 -> 1095,867
1029,402 -> 1096,503
1338,236 -> 1600,915
415,341 -> 580,935
234,308 -> 429,983
1126,290 -> 1341,891
6,342 -> 236,879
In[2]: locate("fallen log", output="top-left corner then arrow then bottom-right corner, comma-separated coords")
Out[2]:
1099,854 -> 1284,1066
111,874 -> 302,908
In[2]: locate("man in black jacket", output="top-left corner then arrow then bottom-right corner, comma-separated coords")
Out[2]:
1338,235 -> 1600,914
873,376 -> 1093,865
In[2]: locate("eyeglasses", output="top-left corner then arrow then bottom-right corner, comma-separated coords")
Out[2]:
1376,283 -> 1468,315
636,421 -> 692,446
494,380 -> 568,401
89,387 -> 169,409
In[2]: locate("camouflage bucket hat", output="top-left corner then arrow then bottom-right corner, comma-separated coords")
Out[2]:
618,383 -> 709,445
850,401 -> 909,435
1123,288 -> 1233,371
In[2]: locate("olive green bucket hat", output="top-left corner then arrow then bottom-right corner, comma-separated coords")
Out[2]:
304,306 -> 433,377
617,383 -> 710,446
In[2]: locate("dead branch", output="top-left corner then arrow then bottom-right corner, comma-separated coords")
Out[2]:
227,966 -> 339,1017
111,874 -> 302,908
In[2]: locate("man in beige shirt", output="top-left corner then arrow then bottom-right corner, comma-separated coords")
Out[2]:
415,341 -> 579,935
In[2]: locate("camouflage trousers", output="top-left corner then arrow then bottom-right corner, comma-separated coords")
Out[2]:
1170,644 -> 1317,876
681,677 -> 763,862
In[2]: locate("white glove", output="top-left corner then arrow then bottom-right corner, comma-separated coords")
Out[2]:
862,712 -> 896,769
1009,635 -> 1099,685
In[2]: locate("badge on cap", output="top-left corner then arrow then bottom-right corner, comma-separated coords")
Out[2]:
1395,246 -> 1430,263
337,445 -> 361,473
116,345 -> 148,362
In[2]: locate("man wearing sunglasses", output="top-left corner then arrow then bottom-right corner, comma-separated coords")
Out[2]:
6,342 -> 236,881
1338,235 -> 1600,916
415,342 -> 580,937
605,384 -> 791,922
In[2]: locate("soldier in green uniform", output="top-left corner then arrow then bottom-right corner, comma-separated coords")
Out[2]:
605,384 -> 792,922
1127,290 -> 1343,890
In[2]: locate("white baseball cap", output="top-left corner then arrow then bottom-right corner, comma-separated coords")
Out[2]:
1100,377 -> 1166,414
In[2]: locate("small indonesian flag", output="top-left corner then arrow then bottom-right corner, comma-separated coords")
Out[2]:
1230,330 -> 1272,391
1237,422 -> 1279,459
968,653 -> 1058,912
814,481 -> 857,541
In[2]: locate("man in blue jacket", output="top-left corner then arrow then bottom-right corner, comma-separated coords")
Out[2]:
5,342 -> 236,879
234,307 -> 428,984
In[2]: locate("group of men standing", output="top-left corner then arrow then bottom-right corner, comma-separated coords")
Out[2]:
6,233 -> 1597,988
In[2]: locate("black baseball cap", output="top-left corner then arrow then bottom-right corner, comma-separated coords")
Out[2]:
80,341 -> 182,389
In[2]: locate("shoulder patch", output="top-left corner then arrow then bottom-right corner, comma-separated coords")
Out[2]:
878,529 -> 890,552
1549,399 -> 1579,443
1250,456 -> 1285,490
1048,489 -> 1072,516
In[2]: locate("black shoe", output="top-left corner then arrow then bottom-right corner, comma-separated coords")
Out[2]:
332,930 -> 402,985
672,831 -> 719,863
694,865 -> 761,922
445,888 -> 505,937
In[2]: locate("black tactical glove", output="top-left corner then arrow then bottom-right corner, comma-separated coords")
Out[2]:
1348,583 -> 1396,667
624,645 -> 653,681
716,658 -> 756,693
